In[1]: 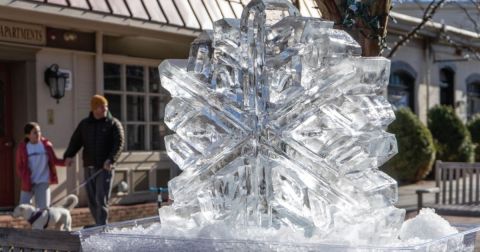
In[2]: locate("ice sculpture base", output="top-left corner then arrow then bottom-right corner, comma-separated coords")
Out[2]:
78,216 -> 480,252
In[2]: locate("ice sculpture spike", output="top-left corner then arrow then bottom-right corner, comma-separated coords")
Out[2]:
159,0 -> 405,244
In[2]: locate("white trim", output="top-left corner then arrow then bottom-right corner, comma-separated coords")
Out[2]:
144,65 -> 150,150
95,31 -> 103,94
72,51 -> 78,132
125,121 -> 149,125
103,54 -> 162,66
121,64 -> 127,123
101,90 -> 162,97
390,11 -> 480,42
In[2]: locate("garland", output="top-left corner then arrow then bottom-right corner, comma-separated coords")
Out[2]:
341,0 -> 390,51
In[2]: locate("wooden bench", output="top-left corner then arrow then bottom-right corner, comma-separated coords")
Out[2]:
0,228 -> 80,251
416,161 -> 480,216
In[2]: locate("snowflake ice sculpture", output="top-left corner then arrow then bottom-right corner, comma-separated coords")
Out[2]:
159,0 -> 405,244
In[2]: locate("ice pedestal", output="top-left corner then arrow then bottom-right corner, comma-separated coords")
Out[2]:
78,216 -> 480,252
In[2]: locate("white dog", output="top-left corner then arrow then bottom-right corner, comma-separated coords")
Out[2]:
13,194 -> 78,231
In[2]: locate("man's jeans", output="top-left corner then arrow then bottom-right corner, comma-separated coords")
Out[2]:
85,167 -> 114,226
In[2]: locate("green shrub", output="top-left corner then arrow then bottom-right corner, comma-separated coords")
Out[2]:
467,114 -> 480,161
428,105 -> 475,163
381,108 -> 436,184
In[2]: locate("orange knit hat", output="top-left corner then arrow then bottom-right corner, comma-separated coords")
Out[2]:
91,95 -> 108,111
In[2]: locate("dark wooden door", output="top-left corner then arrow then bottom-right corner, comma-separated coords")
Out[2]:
0,63 -> 14,208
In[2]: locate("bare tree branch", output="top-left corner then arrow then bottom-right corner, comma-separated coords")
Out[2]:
421,0 -> 437,17
451,1 -> 480,34
387,0 -> 446,58
412,0 -> 426,11
470,0 -> 480,11
446,1 -> 480,61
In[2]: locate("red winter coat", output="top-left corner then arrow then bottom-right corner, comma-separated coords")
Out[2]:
15,137 -> 65,192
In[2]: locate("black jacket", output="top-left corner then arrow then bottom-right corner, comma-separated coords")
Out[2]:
64,112 -> 124,168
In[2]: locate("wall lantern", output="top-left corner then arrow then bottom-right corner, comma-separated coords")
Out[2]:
44,64 -> 68,103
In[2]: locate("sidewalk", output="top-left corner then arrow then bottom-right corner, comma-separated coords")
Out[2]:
396,180 -> 437,211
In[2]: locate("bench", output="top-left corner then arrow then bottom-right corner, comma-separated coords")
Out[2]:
0,228 -> 81,251
416,161 -> 480,216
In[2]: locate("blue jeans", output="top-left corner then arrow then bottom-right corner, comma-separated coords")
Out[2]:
19,182 -> 50,209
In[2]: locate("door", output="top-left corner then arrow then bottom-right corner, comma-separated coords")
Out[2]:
0,63 -> 14,208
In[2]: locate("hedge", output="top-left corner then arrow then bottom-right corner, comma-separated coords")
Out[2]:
428,105 -> 475,163
381,108 -> 436,184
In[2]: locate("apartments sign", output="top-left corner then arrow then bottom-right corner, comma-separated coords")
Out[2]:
0,20 -> 45,45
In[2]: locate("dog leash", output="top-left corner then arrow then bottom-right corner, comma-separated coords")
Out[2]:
50,168 -> 104,207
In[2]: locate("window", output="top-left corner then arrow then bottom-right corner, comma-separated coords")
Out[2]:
388,72 -> 415,112
467,82 -> 480,119
103,63 -> 172,151
133,170 -> 149,191
111,171 -> 127,194
439,68 -> 455,107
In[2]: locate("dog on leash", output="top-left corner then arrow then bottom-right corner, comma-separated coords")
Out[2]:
13,194 -> 78,231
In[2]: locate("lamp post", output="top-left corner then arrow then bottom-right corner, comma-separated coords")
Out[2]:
44,64 -> 68,104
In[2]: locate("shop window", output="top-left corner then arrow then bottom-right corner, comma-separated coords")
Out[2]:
104,63 -> 172,151
156,169 -> 170,187
440,68 -> 455,107
126,66 -> 144,92
467,81 -> 480,119
104,63 -> 121,91
126,124 -> 145,150
388,71 -> 415,112
111,171 -> 128,194
105,94 -> 122,121
133,170 -> 149,191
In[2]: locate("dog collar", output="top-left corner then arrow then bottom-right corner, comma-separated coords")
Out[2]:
28,209 -> 50,229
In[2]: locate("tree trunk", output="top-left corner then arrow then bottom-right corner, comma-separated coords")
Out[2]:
315,0 -> 392,57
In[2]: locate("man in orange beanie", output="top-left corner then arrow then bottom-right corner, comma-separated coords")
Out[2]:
64,94 -> 124,226
90,95 -> 109,113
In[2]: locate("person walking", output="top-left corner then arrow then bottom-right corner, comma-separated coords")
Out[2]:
16,122 -> 65,209
64,95 -> 124,226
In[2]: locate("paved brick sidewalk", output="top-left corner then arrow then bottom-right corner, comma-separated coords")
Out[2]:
0,202 -> 158,229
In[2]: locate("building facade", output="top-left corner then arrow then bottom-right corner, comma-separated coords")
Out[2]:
387,2 -> 480,122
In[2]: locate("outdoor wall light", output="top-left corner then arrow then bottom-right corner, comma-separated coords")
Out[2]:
44,64 -> 68,104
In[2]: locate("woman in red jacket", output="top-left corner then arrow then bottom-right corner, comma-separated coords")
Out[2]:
16,122 -> 65,209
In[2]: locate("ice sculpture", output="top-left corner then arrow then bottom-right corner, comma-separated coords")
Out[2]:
159,0 -> 404,245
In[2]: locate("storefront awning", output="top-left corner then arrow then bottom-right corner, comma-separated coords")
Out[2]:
4,0 -> 321,36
